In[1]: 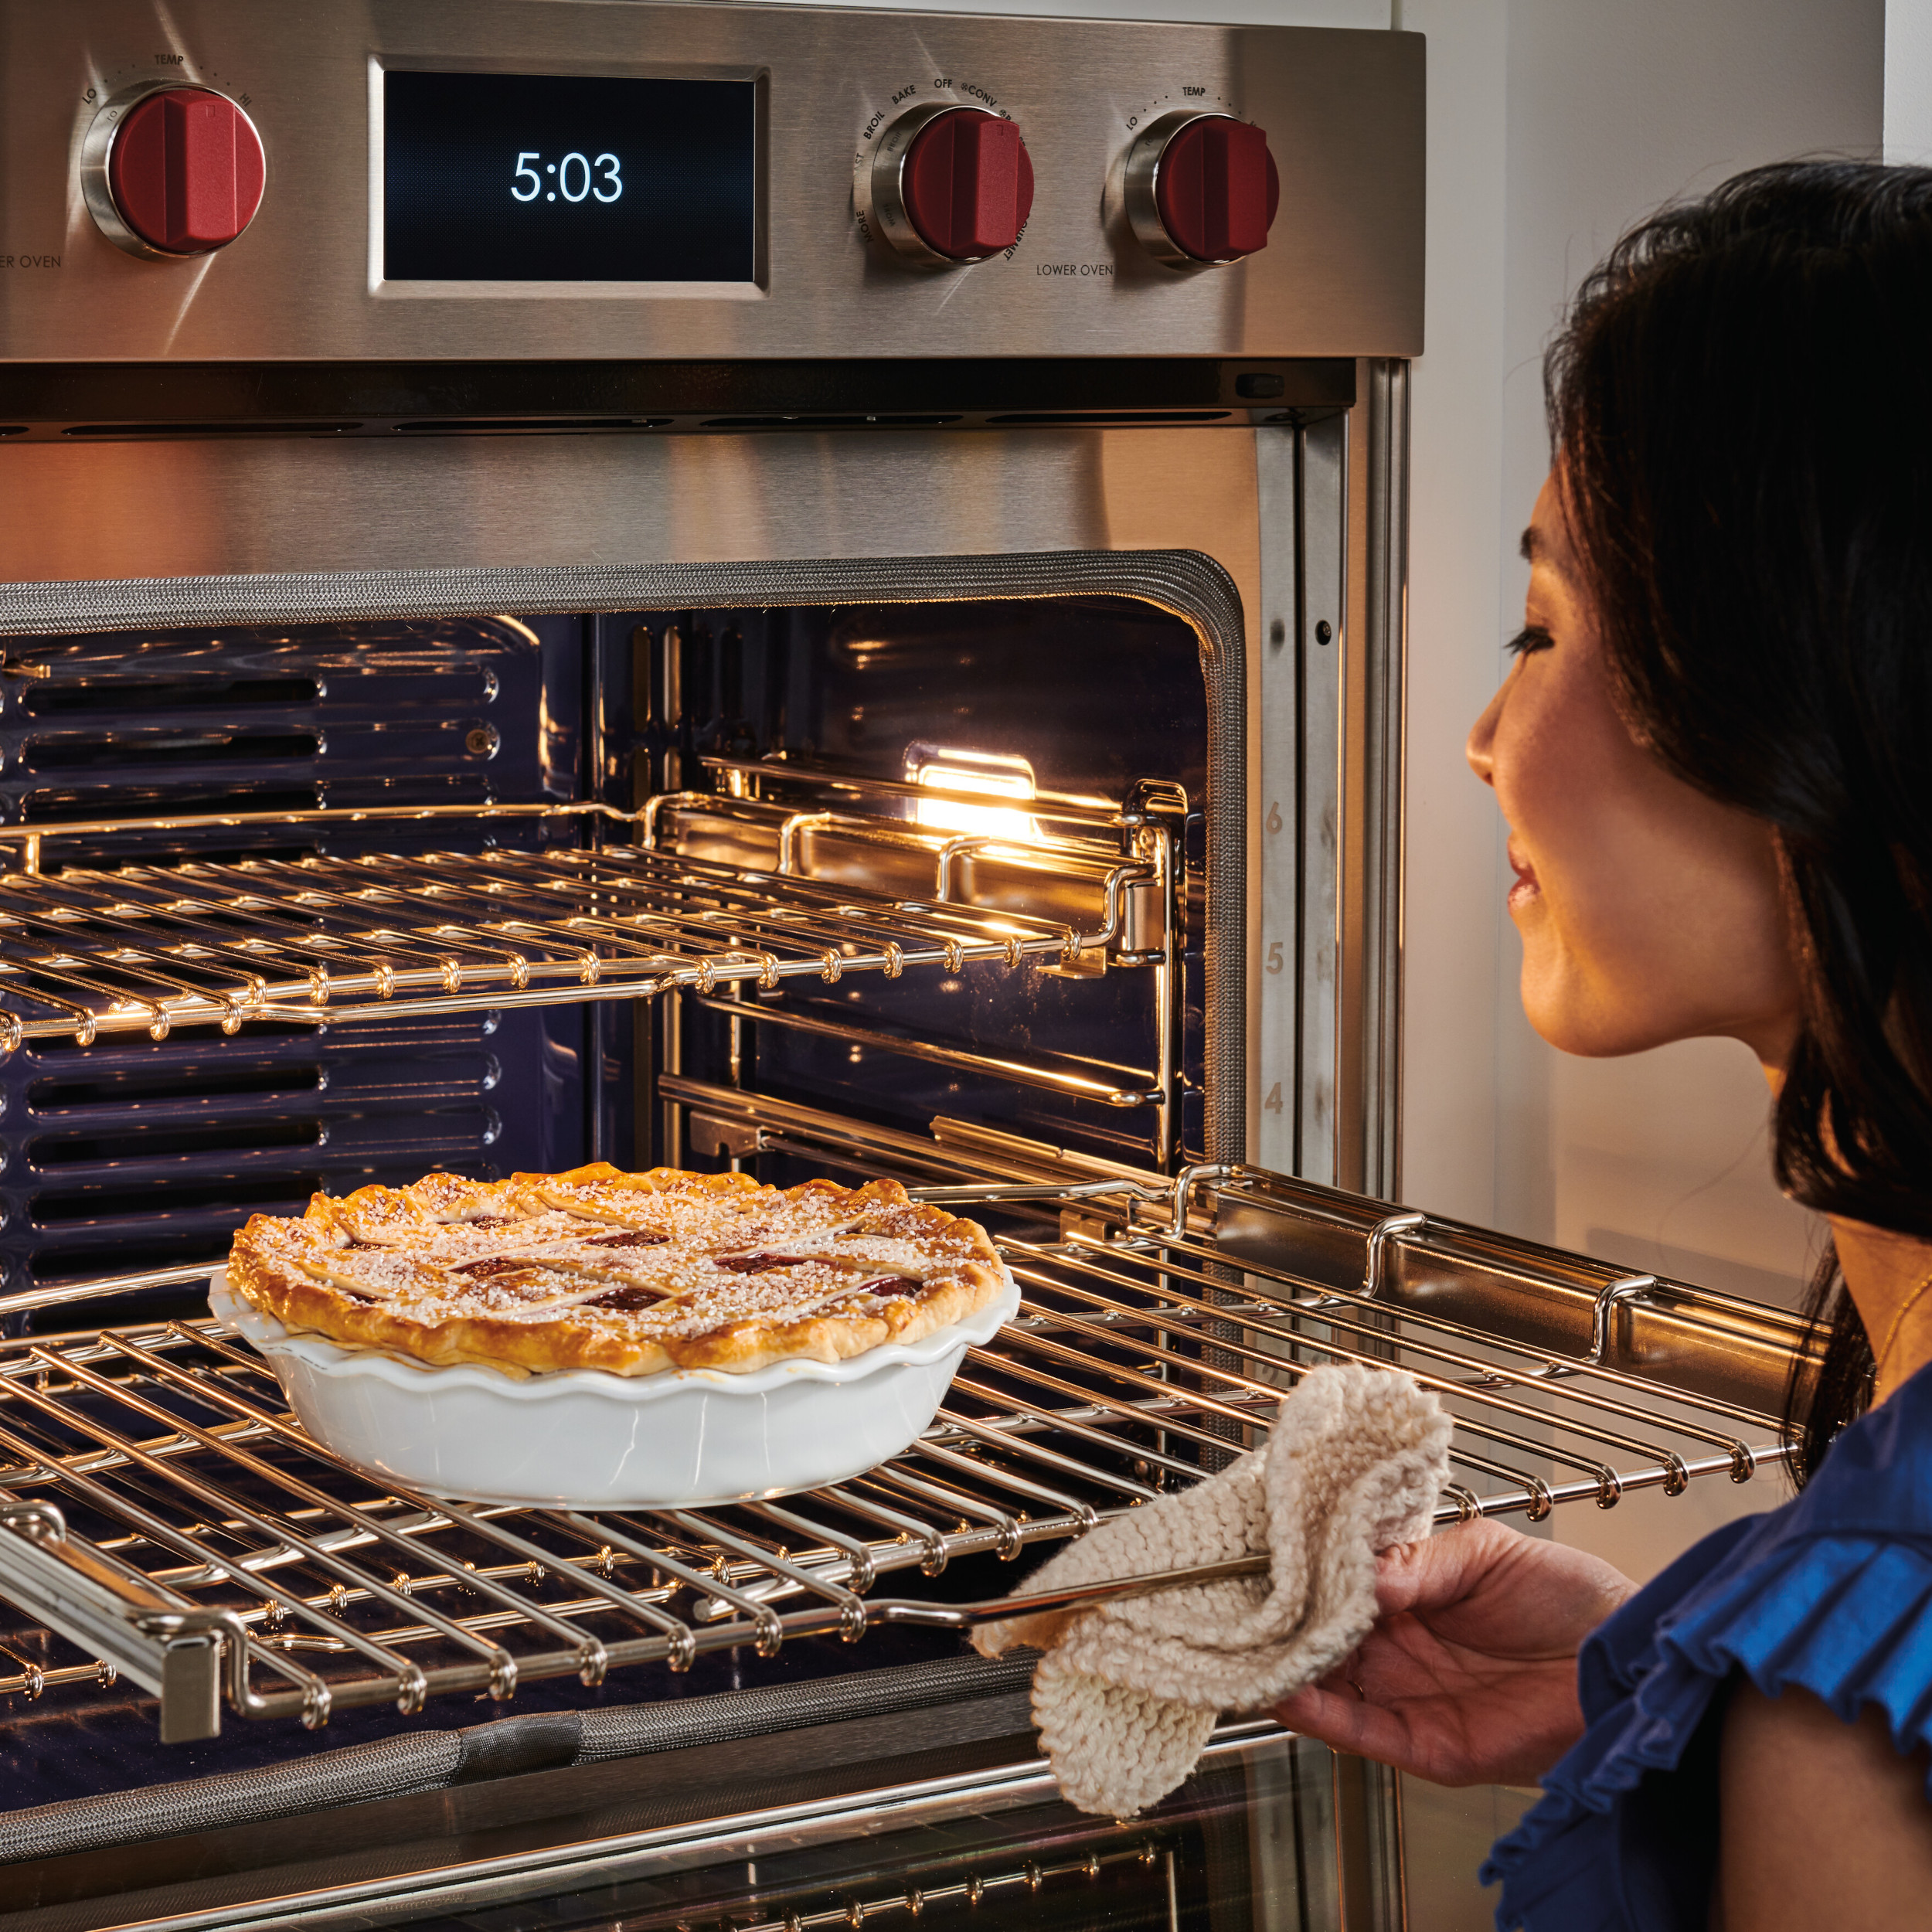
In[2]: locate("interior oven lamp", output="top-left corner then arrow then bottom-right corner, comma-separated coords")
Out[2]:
906,747 -> 1040,842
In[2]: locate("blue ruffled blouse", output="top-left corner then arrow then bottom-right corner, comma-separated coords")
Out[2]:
1481,1360 -> 1932,1930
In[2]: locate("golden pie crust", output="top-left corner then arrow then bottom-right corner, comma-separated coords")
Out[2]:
226,1164 -> 1007,1378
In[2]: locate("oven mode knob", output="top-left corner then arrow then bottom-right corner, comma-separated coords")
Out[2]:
83,86 -> 266,260
1125,111 -> 1279,267
866,105 -> 1035,266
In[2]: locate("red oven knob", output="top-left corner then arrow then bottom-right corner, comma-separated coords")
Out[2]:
862,102 -> 1035,267
901,109 -> 1035,260
84,86 -> 266,260
1125,111 -> 1280,267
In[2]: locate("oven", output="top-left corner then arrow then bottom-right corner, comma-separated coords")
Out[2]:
0,5 -> 1803,1927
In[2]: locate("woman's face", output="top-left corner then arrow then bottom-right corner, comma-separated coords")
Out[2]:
1465,475 -> 1800,1066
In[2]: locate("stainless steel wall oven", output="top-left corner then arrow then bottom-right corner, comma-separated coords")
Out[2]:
0,5 -> 1804,1928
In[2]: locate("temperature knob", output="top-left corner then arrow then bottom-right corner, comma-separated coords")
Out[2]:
1124,111 -> 1279,267
863,104 -> 1035,267
82,84 -> 266,260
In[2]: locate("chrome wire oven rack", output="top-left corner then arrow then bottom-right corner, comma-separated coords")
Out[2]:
0,1164 -> 1801,1743
651,1830 -> 1184,1932
0,792 -> 1155,1047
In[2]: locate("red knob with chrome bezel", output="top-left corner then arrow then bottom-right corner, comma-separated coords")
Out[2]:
83,85 -> 266,260
862,100 -> 1036,268
1125,110 -> 1280,267
901,108 -> 1035,260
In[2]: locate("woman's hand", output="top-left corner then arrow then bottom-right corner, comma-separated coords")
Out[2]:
1274,1519 -> 1634,1787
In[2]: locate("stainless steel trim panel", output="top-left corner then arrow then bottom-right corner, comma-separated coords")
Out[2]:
1298,412 -> 1347,1186
0,423 -> 1264,590
1356,358 -> 1408,1199
1253,412 -> 1344,1185
0,1 -> 1423,362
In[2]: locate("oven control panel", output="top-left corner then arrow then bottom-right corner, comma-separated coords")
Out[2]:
0,0 -> 1423,363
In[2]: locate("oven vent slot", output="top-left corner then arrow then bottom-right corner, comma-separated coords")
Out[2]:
27,1065 -> 324,1107
60,421 -> 356,437
0,1164 -> 1795,1740
30,1118 -> 328,1168
0,620 -> 565,855
0,1012 -> 572,1311
20,677 -> 323,716
22,730 -> 325,772
392,417 -> 669,435
983,410 -> 1231,425
27,1172 -> 331,1226
695,413 -> 963,430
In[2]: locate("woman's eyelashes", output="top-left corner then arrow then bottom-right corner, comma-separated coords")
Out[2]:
1506,624 -> 1556,658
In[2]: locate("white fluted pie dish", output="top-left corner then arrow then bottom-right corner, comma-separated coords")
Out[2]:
208,1267 -> 1019,1509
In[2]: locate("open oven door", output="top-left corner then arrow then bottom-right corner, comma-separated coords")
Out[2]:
0,1150 -> 1804,1932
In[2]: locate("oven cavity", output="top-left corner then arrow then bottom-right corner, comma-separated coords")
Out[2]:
4,1012 -> 580,1328
619,597 -> 1207,1179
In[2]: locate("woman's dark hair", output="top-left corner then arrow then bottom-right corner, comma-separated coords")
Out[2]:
1546,161 -> 1932,1482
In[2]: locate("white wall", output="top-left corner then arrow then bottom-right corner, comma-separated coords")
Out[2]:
1889,0 -> 1932,158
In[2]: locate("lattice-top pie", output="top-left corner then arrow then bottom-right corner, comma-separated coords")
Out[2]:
226,1164 -> 1008,1377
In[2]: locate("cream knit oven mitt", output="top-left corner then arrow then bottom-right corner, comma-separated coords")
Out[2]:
971,1362 -> 1451,1818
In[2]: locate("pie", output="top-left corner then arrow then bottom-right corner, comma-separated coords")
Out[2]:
225,1164 -> 1009,1378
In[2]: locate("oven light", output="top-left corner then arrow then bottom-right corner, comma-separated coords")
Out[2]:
906,747 -> 1039,841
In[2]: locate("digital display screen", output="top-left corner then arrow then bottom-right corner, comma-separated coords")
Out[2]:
383,70 -> 756,283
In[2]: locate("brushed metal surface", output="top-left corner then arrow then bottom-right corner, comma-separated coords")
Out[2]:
1253,410 -> 1345,1187
1212,1171 -> 1811,1419
0,423 -> 1262,610
1357,355 -> 1407,1200
0,0 -> 1423,362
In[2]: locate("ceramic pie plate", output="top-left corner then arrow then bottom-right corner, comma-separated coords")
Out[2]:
208,1265 -> 1021,1509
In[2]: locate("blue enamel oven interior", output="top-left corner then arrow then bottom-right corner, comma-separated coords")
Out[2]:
0,597 -> 1206,1336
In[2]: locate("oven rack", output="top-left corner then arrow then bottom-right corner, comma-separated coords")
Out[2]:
0,1171 -> 1796,1742
0,801 -> 1141,1048
658,1831 -> 1180,1932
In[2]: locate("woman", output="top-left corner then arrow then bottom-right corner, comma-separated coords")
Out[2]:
1276,162 -> 1932,1930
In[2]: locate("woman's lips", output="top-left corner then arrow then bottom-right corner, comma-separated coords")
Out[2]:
1506,838 -> 1541,910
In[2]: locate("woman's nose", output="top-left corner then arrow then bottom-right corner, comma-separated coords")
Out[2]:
1466,681 -> 1505,789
